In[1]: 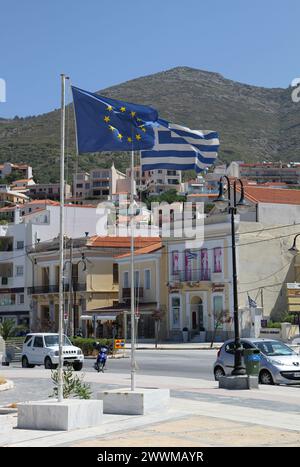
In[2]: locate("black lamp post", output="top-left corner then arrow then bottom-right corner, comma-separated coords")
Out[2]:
289,234 -> 300,254
63,243 -> 87,337
214,176 -> 248,376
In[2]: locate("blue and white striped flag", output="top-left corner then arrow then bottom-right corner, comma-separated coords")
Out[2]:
141,119 -> 219,173
248,294 -> 257,308
186,249 -> 198,260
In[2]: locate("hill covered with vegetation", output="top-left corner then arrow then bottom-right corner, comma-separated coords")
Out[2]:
0,67 -> 299,183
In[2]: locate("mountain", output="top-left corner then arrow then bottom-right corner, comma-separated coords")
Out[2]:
0,66 -> 299,183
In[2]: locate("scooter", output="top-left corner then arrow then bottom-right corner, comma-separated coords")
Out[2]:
94,345 -> 108,373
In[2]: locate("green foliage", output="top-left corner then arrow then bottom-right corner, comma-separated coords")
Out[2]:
2,66 -> 298,184
144,189 -> 186,208
2,171 -> 24,185
50,367 -> 92,399
204,203 -> 215,213
0,319 -> 16,340
71,337 -> 112,356
266,321 -> 282,328
280,313 -> 295,324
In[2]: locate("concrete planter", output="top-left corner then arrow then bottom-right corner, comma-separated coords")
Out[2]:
17,399 -> 103,431
97,388 -> 170,415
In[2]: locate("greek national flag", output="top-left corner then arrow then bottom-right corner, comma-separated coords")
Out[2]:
141,119 -> 219,173
186,249 -> 198,260
248,295 -> 257,308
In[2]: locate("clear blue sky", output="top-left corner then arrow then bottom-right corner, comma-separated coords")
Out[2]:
1,0 -> 299,118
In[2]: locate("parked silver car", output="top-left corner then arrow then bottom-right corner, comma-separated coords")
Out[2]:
213,338 -> 300,385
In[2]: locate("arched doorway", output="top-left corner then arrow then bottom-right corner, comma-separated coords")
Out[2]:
190,296 -> 203,333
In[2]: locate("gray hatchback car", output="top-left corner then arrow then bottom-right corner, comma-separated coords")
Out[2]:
214,338 -> 300,385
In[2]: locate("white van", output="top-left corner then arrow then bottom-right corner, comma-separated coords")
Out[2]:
21,333 -> 84,371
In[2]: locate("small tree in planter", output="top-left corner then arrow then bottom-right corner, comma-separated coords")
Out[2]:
49,368 -> 92,399
210,310 -> 231,348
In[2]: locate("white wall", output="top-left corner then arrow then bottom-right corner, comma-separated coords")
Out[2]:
238,221 -> 298,320
258,203 -> 300,225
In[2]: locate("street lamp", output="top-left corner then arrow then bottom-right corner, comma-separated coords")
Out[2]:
214,176 -> 249,376
289,234 -> 300,254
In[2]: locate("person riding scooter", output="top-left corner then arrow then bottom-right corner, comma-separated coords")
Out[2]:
93,342 -> 108,372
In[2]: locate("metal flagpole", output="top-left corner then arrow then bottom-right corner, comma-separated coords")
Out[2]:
130,149 -> 136,391
58,73 -> 68,402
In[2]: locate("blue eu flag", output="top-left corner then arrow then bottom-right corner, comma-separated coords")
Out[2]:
72,86 -> 158,153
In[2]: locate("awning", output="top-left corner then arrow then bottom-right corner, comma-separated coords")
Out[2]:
80,314 -> 117,321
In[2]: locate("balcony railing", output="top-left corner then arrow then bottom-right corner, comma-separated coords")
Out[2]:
122,287 -> 144,299
170,269 -> 211,283
28,283 -> 86,294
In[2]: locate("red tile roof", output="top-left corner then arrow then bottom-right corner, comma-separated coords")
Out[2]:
242,186 -> 300,205
88,236 -> 160,249
25,199 -> 59,206
116,241 -> 162,258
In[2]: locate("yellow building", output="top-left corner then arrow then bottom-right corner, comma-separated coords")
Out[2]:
28,235 -> 161,337
0,190 -> 29,206
115,239 -> 167,340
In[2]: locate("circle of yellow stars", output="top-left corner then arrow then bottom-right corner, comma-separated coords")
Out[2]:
102,104 -> 147,143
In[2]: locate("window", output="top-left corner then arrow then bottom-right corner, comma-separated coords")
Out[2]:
113,264 -> 118,284
0,237 -> 13,252
213,247 -> 222,273
171,297 -> 181,329
1,277 -> 8,285
33,336 -> 44,348
134,270 -> 140,288
0,294 -> 15,305
16,265 -> 24,276
144,269 -> 151,289
200,249 -> 209,280
172,251 -> 179,275
123,271 -> 129,288
19,294 -> 24,304
17,241 -> 24,250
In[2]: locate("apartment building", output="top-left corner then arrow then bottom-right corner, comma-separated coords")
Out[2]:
73,164 -> 126,203
0,189 -> 29,206
0,203 -> 103,327
28,183 -> 72,201
0,163 -> 33,181
115,239 -> 166,340
227,161 -> 300,185
126,166 -> 182,195
27,236 -> 160,337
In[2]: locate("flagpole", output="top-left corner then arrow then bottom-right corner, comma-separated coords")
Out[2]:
58,73 -> 68,402
130,149 -> 136,391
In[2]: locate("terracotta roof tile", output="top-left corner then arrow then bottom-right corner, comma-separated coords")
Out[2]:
116,241 -> 162,258
242,186 -> 300,205
88,236 -> 160,249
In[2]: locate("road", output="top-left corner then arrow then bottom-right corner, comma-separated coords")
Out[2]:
85,349 -> 217,380
0,349 -> 217,405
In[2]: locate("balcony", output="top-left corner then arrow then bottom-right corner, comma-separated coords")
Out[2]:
122,287 -> 144,300
28,283 -> 86,294
170,269 -> 211,283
